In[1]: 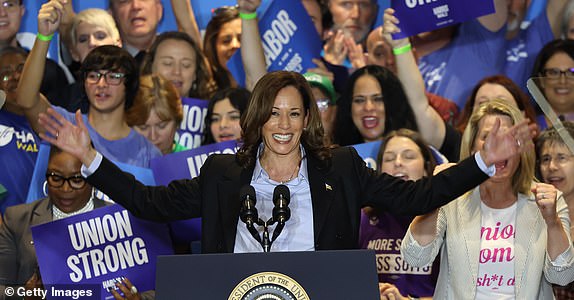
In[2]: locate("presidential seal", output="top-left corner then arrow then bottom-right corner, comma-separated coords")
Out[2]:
228,272 -> 309,300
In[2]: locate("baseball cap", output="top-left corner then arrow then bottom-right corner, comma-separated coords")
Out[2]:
303,72 -> 336,105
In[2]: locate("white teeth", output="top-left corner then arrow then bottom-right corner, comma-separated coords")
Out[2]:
273,134 -> 292,141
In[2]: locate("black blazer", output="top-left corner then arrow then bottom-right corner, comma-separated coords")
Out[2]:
88,146 -> 488,253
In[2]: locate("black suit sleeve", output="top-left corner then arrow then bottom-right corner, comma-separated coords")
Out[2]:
345,147 -> 488,215
87,156 -> 207,222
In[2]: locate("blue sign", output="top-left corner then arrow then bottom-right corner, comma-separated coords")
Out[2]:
351,141 -> 448,171
175,97 -> 209,150
391,0 -> 495,39
227,0 -> 323,87
31,204 -> 173,299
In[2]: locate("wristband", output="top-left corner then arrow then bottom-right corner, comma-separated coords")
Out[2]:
239,11 -> 257,20
392,43 -> 412,56
37,33 -> 54,42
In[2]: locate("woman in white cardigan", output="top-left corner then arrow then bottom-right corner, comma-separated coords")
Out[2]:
401,99 -> 574,299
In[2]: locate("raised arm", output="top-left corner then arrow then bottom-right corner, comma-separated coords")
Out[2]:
382,8 -> 446,150
16,0 -> 65,134
238,0 -> 266,91
58,0 -> 76,55
547,0 -> 568,37
170,0 -> 202,48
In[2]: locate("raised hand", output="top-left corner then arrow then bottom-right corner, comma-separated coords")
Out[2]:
381,8 -> 409,48
37,0 -> 67,37
480,118 -> 532,166
323,29 -> 349,66
38,108 -> 97,166
532,183 -> 559,223
378,283 -> 407,300
237,0 -> 261,13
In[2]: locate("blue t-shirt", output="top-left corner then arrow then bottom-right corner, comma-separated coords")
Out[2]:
505,12 -> 554,92
53,106 -> 161,167
0,110 -> 39,213
418,20 -> 506,109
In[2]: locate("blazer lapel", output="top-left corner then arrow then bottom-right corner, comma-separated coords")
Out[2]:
306,155 -> 336,246
513,195 -> 539,296
219,163 -> 254,252
458,189 -> 483,286
32,198 -> 53,227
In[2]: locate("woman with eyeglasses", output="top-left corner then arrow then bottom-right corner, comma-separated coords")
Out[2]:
0,146 -> 109,296
17,1 -> 161,168
531,39 -> 574,130
535,122 -> 574,299
202,87 -> 251,145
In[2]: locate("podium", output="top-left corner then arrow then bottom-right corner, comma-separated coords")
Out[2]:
155,249 -> 380,299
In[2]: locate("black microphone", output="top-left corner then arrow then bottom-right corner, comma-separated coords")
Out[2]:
239,185 -> 258,226
239,185 -> 262,244
272,184 -> 291,225
271,185 -> 290,243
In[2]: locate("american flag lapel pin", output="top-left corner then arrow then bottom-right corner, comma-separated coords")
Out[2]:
325,183 -> 332,191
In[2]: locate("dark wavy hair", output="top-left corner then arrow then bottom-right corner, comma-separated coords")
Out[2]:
532,39 -> 574,78
80,45 -> 139,110
236,71 -> 331,168
202,87 -> 251,145
141,31 -> 216,100
457,75 -> 537,133
334,65 -> 418,146
203,7 -> 239,90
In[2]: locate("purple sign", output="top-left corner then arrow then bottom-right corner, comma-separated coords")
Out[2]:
150,140 -> 239,246
31,204 -> 173,300
391,0 -> 495,39
227,0 -> 323,87
175,97 -> 209,150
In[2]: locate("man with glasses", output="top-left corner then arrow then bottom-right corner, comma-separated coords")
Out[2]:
303,72 -> 337,144
108,0 -> 163,65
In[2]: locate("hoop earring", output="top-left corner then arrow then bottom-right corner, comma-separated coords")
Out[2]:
42,180 -> 48,197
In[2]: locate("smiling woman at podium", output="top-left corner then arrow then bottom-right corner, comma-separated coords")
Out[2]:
38,70 -> 532,254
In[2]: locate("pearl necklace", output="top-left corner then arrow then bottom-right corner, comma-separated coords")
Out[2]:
52,198 -> 95,220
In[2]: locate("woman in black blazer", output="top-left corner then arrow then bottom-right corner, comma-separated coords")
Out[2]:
38,71 -> 533,254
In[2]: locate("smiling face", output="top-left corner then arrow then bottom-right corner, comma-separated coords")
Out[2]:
152,38 -> 197,97
72,23 -> 121,62
541,52 -> 574,114
380,136 -> 426,181
47,151 -> 92,214
351,74 -> 385,142
133,108 -> 177,154
210,98 -> 242,143
0,0 -> 24,45
472,114 -> 520,182
0,51 -> 25,104
539,142 -> 574,199
261,86 -> 308,158
215,18 -> 241,69
328,0 -> 376,43
110,0 -> 162,47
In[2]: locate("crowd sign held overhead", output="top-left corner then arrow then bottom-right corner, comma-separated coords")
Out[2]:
391,0 -> 495,39
227,0 -> 322,87
31,204 -> 173,299
175,98 -> 209,150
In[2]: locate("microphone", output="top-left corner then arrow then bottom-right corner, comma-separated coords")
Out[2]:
271,185 -> 291,242
239,185 -> 262,244
272,184 -> 291,225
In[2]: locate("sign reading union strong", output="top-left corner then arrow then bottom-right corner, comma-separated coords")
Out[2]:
229,272 -> 310,300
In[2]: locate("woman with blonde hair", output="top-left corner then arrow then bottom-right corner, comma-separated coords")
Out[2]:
402,99 -> 574,299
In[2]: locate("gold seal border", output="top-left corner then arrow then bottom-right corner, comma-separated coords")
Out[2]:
228,271 -> 309,300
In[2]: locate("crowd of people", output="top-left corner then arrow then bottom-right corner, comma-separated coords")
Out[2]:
1,0 -> 574,299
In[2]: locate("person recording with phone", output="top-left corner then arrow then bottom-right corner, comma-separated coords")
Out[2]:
38,71 -> 532,254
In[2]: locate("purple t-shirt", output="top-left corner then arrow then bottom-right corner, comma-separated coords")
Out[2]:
0,110 -> 39,213
418,19 -> 506,109
53,106 -> 161,167
359,210 -> 439,297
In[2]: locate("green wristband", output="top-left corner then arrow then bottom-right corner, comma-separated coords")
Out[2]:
239,11 -> 257,20
37,33 -> 54,42
392,43 -> 412,56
